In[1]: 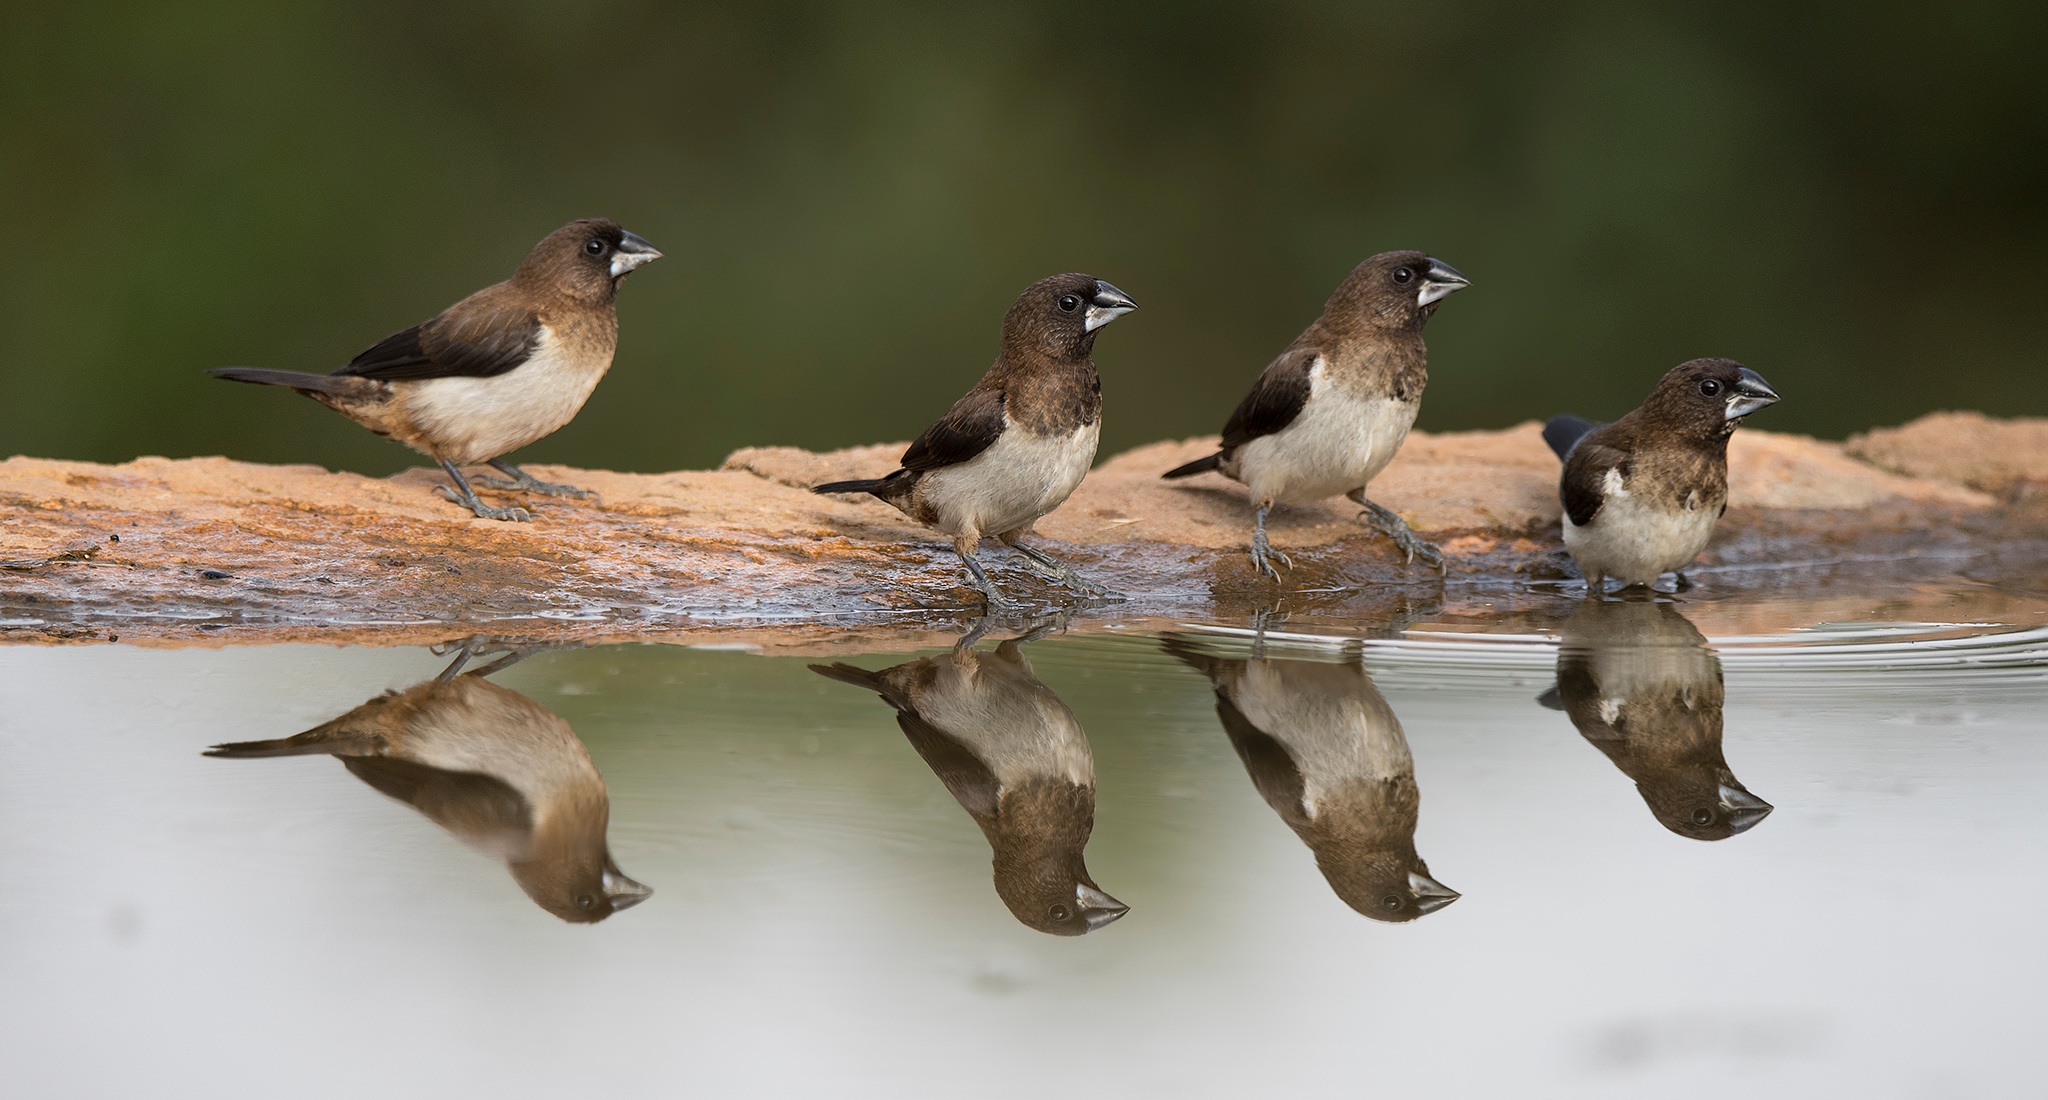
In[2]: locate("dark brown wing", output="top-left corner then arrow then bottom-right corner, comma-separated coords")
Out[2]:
1216,694 -> 1312,830
333,288 -> 541,381
901,386 -> 1006,471
1561,442 -> 1631,527
1219,347 -> 1317,450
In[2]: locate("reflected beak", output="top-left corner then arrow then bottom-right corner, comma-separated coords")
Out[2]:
610,230 -> 663,278
1408,870 -> 1462,914
602,866 -> 654,910
1084,279 -> 1139,332
1077,882 -> 1130,930
1718,783 -> 1774,834
1725,367 -> 1780,421
1417,257 -> 1471,306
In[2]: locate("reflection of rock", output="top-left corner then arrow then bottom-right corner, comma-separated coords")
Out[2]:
1538,600 -> 1772,841
1167,639 -> 1459,923
812,629 -> 1126,936
0,412 -> 2035,646
207,644 -> 650,922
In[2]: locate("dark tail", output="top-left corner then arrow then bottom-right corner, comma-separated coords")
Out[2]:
1162,453 -> 1222,480
1542,416 -> 1603,461
209,366 -> 354,395
204,733 -> 332,759
811,478 -> 888,496
809,662 -> 913,711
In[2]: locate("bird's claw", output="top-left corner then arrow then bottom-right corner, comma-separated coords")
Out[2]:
477,475 -> 598,501
439,486 -> 532,522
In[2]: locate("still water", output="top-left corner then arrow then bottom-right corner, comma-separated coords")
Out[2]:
4,599 -> 2046,1097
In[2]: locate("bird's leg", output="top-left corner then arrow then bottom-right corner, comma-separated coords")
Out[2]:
1672,571 -> 1696,592
437,459 -> 533,522
1249,604 -> 1287,658
953,536 -> 1017,612
477,459 -> 600,501
953,613 -> 994,654
1249,504 -> 1293,582
1007,539 -> 1121,600
1348,490 -> 1444,573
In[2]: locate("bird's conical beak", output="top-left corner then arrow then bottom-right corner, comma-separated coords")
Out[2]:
610,230 -> 663,278
1408,870 -> 1462,915
1084,279 -> 1139,332
1417,257 -> 1471,306
1077,882 -> 1130,930
1718,783 -> 1774,834
1725,367 -> 1780,421
603,865 -> 654,910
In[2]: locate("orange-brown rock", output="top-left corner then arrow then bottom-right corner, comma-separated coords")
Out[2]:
1,413 -> 2041,649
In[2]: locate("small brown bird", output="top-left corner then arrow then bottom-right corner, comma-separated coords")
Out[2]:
812,273 -> 1137,609
211,218 -> 661,521
1163,251 -> 1470,579
812,624 -> 1128,936
1537,599 -> 1773,840
1167,637 -> 1460,922
1543,358 -> 1780,593
205,642 -> 652,922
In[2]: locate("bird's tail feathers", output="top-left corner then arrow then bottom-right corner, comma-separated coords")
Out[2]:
209,367 -> 356,395
1161,453 -> 1222,480
811,478 -> 889,496
204,715 -> 381,758
1542,416 -> 1603,461
809,662 -> 914,711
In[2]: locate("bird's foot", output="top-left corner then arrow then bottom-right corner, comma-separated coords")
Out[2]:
1355,504 -> 1445,573
439,486 -> 532,522
1672,571 -> 1697,592
1010,544 -> 1123,601
1249,531 -> 1293,582
476,473 -> 599,501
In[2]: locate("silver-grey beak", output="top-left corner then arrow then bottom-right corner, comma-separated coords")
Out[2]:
1718,783 -> 1774,834
1083,279 -> 1139,332
1077,882 -> 1130,930
1417,257 -> 1471,306
1725,366 -> 1779,421
610,230 -> 663,278
1408,870 -> 1462,914
602,866 -> 654,910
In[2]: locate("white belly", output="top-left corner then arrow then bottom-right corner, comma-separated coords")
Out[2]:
400,329 -> 609,465
1223,659 -> 1408,815
921,420 -> 1099,538
916,659 -> 1094,788
1563,479 -> 1719,586
1229,363 -> 1418,505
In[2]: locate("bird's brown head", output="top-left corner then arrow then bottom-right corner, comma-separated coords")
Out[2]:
1001,272 -> 1138,363
1326,250 -> 1471,334
993,856 -> 1130,936
512,846 -> 654,924
1638,358 -> 1781,440
514,218 -> 663,306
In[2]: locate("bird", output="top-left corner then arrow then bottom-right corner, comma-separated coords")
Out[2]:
811,622 -> 1128,935
811,273 -> 1137,609
1162,251 -> 1470,580
1165,637 -> 1460,922
210,218 -> 662,521
1537,598 -> 1773,840
204,640 -> 652,922
1543,357 -> 1780,593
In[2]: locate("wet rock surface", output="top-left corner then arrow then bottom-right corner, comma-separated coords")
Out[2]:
2,413 -> 2043,650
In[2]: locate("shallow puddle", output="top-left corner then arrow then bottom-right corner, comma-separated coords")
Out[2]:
4,593 -> 2046,1097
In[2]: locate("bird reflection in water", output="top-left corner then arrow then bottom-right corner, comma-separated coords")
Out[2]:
1167,634 -> 1460,922
205,638 -> 652,922
1538,599 -> 1773,840
811,620 -> 1128,936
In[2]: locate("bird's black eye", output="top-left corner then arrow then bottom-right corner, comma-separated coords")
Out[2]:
1057,294 -> 1081,313
584,239 -> 607,257
1698,378 -> 1722,397
576,893 -> 597,910
1691,808 -> 1715,826
1049,903 -> 1072,921
1381,895 -> 1403,911
1391,267 -> 1414,284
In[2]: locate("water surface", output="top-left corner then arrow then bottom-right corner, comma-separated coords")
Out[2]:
3,597 -> 2045,1097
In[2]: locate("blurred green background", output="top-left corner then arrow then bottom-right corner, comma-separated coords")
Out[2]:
3,2 -> 2042,476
